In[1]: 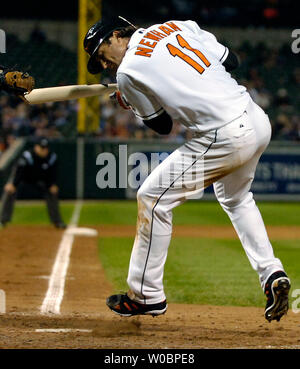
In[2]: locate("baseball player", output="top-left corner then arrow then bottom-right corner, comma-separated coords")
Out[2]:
0,137 -> 66,229
84,16 -> 290,322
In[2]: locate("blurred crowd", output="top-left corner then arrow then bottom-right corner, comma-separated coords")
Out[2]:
0,38 -> 299,156
103,0 -> 298,28
171,0 -> 297,27
0,95 -> 77,154
4,0 -> 298,28
233,41 -> 300,141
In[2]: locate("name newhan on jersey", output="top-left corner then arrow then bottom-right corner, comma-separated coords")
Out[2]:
135,22 -> 182,58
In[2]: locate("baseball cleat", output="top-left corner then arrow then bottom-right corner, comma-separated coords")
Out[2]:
106,291 -> 167,317
264,271 -> 290,323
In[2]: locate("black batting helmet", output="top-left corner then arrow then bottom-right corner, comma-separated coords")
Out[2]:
84,16 -> 136,74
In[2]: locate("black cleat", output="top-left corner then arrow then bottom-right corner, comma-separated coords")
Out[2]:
264,271 -> 290,323
106,291 -> 167,317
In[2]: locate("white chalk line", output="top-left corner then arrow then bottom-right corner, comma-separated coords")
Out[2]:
69,199 -> 83,226
0,289 -> 6,314
35,328 -> 92,333
40,200 -> 83,315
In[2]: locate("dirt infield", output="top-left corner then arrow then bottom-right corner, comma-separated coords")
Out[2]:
0,225 -> 299,349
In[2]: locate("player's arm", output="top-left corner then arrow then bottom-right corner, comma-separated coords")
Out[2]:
5,154 -> 29,193
185,21 -> 240,72
116,73 -> 173,135
112,91 -> 173,134
142,111 -> 173,135
12,154 -> 29,187
222,50 -> 240,72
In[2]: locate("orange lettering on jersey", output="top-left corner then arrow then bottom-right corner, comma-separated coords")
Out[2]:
165,22 -> 182,32
177,34 -> 211,67
144,32 -> 161,42
135,47 -> 153,57
158,25 -> 174,35
150,30 -> 167,39
139,39 -> 157,48
135,22 -> 183,59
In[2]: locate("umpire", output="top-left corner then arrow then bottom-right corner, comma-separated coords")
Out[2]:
0,137 -> 66,229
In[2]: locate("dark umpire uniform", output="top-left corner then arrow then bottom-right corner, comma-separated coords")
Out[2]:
0,138 -> 66,228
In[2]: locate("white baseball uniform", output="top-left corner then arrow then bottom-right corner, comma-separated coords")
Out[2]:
117,20 -> 286,304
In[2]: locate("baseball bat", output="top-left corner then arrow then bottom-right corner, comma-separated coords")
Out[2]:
23,83 -> 118,105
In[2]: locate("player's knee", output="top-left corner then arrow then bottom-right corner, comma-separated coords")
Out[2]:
136,186 -> 144,203
218,192 -> 254,212
136,187 -> 149,215
136,184 -> 151,203
137,185 -> 159,215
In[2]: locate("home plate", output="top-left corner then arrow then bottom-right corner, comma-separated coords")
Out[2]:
35,328 -> 92,333
66,227 -> 98,237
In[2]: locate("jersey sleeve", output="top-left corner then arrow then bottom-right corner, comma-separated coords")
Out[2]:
117,73 -> 164,121
181,20 -> 229,63
202,29 -> 229,63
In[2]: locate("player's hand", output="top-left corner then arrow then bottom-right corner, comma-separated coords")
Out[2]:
109,90 -> 131,110
4,183 -> 16,194
49,184 -> 59,195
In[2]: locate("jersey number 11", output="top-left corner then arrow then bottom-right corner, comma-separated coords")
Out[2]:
167,34 -> 211,74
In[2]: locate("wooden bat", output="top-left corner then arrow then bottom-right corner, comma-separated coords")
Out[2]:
23,83 -> 118,104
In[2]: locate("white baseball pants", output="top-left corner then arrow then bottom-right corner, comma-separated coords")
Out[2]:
127,99 -> 285,304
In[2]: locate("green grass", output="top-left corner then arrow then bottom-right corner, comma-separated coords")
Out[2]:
9,200 -> 300,226
99,237 -> 134,293
11,202 -> 74,225
98,236 -> 300,307
79,200 -> 138,225
80,200 -> 300,226
6,200 -> 300,308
